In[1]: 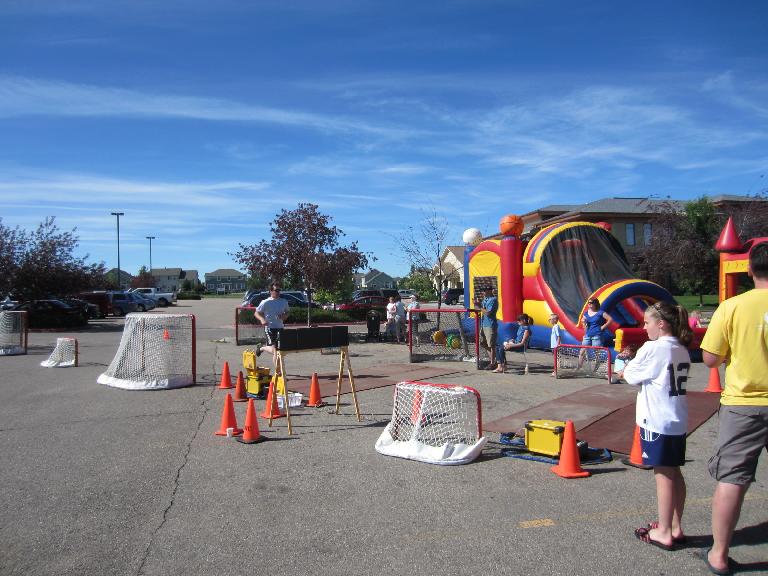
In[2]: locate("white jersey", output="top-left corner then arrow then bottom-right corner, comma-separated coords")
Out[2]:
622,336 -> 690,435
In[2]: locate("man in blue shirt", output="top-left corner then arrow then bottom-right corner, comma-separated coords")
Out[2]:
479,288 -> 498,369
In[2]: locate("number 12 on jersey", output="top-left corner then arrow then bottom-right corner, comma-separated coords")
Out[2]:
667,362 -> 690,397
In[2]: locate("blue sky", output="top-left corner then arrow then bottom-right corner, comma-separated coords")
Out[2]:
1,1 -> 766,280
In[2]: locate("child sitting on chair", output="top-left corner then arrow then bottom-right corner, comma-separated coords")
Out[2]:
611,344 -> 637,383
493,314 -> 532,374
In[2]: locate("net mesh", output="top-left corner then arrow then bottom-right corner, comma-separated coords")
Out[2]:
375,382 -> 486,465
41,337 -> 78,367
409,308 -> 484,367
0,311 -> 27,356
98,313 -> 195,390
235,307 -> 260,345
554,344 -> 612,380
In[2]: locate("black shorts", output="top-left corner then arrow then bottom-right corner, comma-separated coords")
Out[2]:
264,327 -> 282,349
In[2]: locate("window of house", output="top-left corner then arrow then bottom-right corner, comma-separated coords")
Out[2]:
643,223 -> 652,246
626,223 -> 635,246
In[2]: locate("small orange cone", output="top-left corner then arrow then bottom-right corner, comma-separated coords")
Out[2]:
217,361 -> 233,389
233,370 -> 248,402
237,399 -> 262,444
621,425 -> 653,470
214,393 -> 243,436
259,379 -> 284,421
705,366 -> 723,393
163,328 -> 170,340
551,420 -> 590,478
306,372 -> 325,407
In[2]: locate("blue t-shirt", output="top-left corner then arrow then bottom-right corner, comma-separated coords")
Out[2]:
481,296 -> 498,327
550,324 -> 561,349
583,310 -> 603,337
515,325 -> 531,345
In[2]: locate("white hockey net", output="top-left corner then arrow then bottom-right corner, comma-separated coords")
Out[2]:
375,381 -> 487,465
235,307 -> 260,345
554,344 -> 612,381
41,337 -> 78,367
408,308 -> 484,368
98,313 -> 196,390
0,311 -> 27,356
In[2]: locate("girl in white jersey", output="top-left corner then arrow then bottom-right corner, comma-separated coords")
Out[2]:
623,301 -> 693,551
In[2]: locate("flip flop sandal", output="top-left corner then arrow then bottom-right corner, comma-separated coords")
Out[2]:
634,527 -> 676,551
699,547 -> 736,576
646,521 -> 687,544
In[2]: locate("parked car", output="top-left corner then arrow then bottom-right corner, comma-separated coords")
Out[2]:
441,288 -> 464,305
129,287 -> 176,307
352,288 -> 400,300
62,298 -> 100,319
242,292 -> 319,309
77,291 -> 112,318
398,289 -> 416,300
337,296 -> 389,319
11,299 -> 88,328
108,292 -> 139,316
127,291 -> 156,312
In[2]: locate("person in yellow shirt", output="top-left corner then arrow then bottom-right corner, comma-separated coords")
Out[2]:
701,241 -> 768,575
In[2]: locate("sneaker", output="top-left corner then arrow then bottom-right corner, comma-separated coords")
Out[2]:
255,343 -> 262,357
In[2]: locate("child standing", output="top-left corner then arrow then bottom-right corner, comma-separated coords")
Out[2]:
623,301 -> 693,550
611,344 -> 637,383
549,314 -> 561,377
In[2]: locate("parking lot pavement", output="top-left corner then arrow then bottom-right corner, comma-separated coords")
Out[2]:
1,299 -> 766,576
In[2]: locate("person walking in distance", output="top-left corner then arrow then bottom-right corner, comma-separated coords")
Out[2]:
254,283 -> 290,369
623,302 -> 692,551
700,242 -> 768,575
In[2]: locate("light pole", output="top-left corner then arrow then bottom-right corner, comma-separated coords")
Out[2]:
146,236 -> 156,275
111,212 -> 124,289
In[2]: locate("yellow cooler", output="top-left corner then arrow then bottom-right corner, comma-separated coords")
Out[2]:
524,419 -> 566,457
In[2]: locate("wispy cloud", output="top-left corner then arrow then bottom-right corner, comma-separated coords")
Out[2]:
0,76 -> 409,137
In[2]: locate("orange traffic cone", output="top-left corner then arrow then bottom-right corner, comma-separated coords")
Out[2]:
236,399 -> 262,444
705,366 -> 723,393
233,370 -> 248,402
551,420 -> 590,478
259,379 -> 284,421
306,372 -> 325,407
621,425 -> 652,470
163,328 -> 170,340
218,361 -> 233,390
214,393 -> 243,436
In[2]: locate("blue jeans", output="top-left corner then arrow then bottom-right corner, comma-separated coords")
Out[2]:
581,335 -> 602,347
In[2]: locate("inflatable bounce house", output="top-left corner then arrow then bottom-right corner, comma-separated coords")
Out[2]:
462,215 -> 707,355
715,216 -> 768,302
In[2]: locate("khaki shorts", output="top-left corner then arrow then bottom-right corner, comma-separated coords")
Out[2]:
480,325 -> 497,349
708,405 -> 768,485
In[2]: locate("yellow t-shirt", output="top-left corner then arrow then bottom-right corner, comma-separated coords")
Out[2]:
700,288 -> 768,406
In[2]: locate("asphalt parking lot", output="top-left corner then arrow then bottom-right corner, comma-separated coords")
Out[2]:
1,299 -> 766,576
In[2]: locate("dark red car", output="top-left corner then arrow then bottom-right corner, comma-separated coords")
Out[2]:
337,296 -> 389,320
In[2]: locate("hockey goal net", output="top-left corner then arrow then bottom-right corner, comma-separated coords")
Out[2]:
98,313 -> 196,390
41,337 -> 78,367
375,381 -> 487,465
408,308 -> 484,368
0,311 -> 28,356
554,344 -> 612,381
235,307 -> 260,345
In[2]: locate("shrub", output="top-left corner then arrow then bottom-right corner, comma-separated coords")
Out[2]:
177,291 -> 201,300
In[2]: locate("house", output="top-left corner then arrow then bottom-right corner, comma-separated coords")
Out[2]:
204,269 -> 247,294
361,269 -> 396,289
434,246 -> 465,290
150,268 -> 183,293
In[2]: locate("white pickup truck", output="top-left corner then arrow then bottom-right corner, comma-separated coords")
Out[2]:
130,287 -> 177,307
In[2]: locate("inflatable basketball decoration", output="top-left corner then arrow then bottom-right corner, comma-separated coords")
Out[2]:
499,214 -> 524,236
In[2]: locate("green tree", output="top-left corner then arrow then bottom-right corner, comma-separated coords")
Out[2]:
231,203 -> 371,324
0,217 -> 106,300
131,266 -> 156,289
398,266 -> 434,300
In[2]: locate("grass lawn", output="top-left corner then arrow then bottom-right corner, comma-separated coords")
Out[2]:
674,294 -> 719,310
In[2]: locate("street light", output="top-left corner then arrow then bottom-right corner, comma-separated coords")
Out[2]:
146,236 -> 156,274
111,212 -> 124,289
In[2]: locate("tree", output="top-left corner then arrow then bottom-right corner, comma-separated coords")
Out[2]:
231,203 -> 371,324
398,265 -> 434,299
393,208 -> 450,304
0,217 -> 106,300
131,266 -> 156,289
